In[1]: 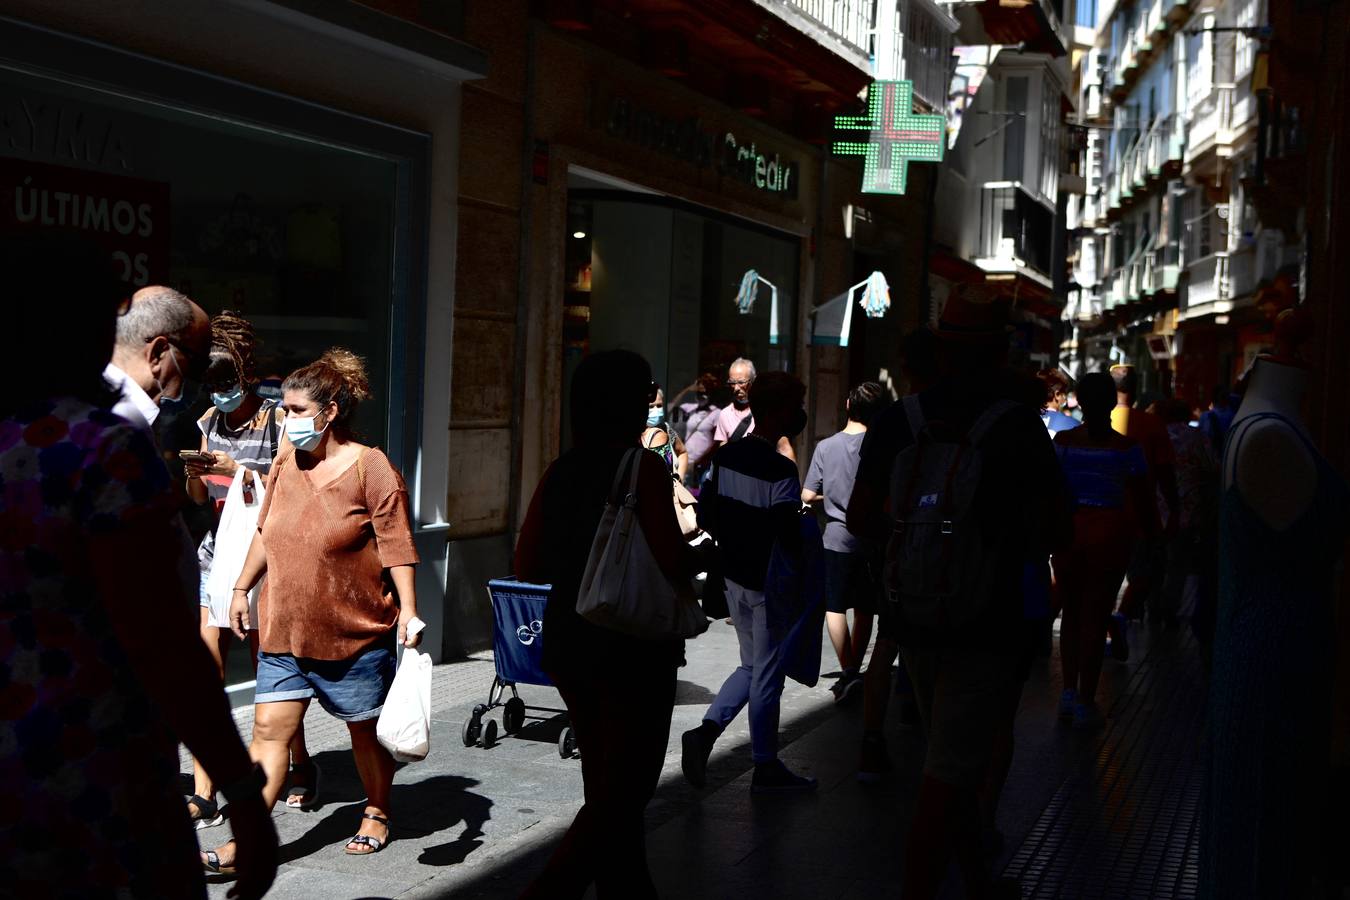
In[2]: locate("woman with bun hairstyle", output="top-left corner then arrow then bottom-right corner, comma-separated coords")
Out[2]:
182,311 -> 313,828
202,349 -> 421,874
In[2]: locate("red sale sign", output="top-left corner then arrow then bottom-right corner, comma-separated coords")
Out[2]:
1,159 -> 171,286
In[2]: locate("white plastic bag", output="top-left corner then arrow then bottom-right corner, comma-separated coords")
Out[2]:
377,647 -> 432,762
204,468 -> 265,629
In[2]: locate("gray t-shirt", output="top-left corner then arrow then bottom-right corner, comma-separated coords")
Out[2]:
804,430 -> 865,553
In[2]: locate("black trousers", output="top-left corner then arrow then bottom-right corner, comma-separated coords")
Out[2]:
521,661 -> 678,900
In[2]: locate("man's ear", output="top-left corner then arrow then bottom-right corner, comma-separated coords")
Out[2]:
145,335 -> 171,368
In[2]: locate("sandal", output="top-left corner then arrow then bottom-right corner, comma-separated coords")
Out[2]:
285,760 -> 321,810
202,844 -> 236,876
187,794 -> 224,831
343,813 -> 390,856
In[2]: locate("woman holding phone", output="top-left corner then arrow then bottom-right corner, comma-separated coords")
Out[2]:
202,348 -> 422,875
181,312 -> 312,828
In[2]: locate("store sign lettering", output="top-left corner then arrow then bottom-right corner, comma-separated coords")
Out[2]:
1,160 -> 170,286
1,96 -> 134,170
600,95 -> 798,199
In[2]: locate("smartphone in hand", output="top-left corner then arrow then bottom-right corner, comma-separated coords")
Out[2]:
179,450 -> 214,465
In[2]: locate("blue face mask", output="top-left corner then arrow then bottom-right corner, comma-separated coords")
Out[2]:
211,384 -> 245,413
647,408 -> 665,427
285,413 -> 329,452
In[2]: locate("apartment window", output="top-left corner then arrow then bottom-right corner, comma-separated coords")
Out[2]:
1234,0 -> 1260,78
1003,77 -> 1029,182
1040,77 -> 1061,201
1076,0 -> 1099,28
1186,16 -> 1214,107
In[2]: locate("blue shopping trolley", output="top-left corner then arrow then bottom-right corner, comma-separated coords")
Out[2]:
460,578 -> 576,758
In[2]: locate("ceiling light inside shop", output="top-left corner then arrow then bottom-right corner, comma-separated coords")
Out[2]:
572,231 -> 587,239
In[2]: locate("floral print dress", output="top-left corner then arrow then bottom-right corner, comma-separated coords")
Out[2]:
0,397 -> 205,898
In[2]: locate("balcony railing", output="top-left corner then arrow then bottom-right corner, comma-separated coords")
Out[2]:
770,0 -> 874,57
1186,85 -> 1234,161
977,183 -> 1056,278
1182,253 -> 1229,313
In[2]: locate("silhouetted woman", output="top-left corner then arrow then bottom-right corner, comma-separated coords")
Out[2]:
516,350 -> 692,899
1051,371 -> 1155,729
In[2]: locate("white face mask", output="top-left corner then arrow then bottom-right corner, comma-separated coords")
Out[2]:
285,413 -> 329,452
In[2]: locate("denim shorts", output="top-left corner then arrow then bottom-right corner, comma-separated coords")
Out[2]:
254,643 -> 395,722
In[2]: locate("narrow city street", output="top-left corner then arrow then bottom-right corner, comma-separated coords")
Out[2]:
194,620 -> 1203,900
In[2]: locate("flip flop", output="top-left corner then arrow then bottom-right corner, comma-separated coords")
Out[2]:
343,813 -> 390,856
187,794 -> 224,830
202,846 -> 236,876
286,760 -> 321,810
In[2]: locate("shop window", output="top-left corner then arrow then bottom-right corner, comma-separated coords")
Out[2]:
1,48 -> 424,693
560,192 -> 799,447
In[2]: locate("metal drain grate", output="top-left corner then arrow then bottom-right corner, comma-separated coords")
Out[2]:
1003,630 -> 1206,899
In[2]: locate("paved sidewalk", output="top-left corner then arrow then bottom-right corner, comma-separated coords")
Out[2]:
195,619 -> 1206,899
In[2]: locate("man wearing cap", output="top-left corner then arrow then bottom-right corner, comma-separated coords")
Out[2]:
846,285 -> 1067,900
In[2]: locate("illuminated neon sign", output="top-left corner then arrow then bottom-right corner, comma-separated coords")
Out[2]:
833,80 -> 946,195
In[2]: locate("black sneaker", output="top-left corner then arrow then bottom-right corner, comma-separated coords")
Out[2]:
681,722 -> 717,789
857,733 -> 893,783
751,759 -> 817,793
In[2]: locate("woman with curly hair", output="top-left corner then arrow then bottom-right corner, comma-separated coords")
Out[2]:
202,349 -> 422,874
182,311 -> 313,829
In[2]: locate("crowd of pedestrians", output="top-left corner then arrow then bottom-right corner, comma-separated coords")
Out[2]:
2,233 -> 1343,900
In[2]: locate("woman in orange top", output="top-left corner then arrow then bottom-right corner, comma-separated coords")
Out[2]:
202,349 -> 421,874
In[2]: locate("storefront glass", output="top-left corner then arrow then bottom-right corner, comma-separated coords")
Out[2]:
1,46 -> 424,693
562,192 -> 800,445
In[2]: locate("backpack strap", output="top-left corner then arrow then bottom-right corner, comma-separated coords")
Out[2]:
265,401 -> 280,459
966,399 -> 1019,447
901,394 -> 926,441
730,412 -> 754,442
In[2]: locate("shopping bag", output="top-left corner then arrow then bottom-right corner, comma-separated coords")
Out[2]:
376,647 -> 433,762
577,449 -> 709,640
203,468 -> 265,628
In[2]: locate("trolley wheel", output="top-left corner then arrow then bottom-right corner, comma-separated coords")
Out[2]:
472,703 -> 489,718
503,698 -> 526,735
482,719 -> 498,749
559,726 -> 577,759
461,715 -> 480,748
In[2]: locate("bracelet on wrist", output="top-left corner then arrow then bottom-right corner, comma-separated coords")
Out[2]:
232,587 -> 249,594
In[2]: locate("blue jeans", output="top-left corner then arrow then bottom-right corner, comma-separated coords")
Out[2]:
703,579 -> 789,764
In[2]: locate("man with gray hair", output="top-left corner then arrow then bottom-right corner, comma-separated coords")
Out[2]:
710,357 -> 797,461
104,285 -> 212,432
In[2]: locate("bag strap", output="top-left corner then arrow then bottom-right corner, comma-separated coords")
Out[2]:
966,400 -> 1018,447
606,448 -> 642,507
265,400 -> 280,459
901,394 -> 926,440
730,412 -> 754,442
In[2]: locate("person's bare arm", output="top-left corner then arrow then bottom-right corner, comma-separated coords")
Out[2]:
801,488 -> 823,504
673,431 -> 689,481
635,452 -> 692,579
228,533 -> 269,638
777,436 -> 797,463
390,564 -> 421,648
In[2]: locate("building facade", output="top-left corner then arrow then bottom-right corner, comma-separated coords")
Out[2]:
0,0 -> 483,690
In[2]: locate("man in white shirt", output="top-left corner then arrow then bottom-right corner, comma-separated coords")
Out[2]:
104,286 -> 212,433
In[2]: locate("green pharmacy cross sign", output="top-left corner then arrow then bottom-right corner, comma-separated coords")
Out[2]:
833,80 -> 946,195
